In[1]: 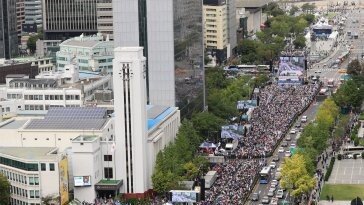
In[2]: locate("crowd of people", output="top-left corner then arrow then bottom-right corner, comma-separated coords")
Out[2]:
198,83 -> 320,204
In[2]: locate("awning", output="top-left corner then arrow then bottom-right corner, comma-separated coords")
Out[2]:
95,179 -> 123,191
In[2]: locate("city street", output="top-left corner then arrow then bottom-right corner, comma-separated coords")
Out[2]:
248,2 -> 362,204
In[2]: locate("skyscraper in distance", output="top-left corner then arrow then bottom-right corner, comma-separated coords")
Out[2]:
113,0 -> 205,118
0,0 -> 18,59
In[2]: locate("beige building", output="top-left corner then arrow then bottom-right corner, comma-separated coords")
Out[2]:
203,0 -> 229,63
96,0 -> 113,40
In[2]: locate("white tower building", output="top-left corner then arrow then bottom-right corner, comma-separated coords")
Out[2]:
113,47 -> 149,194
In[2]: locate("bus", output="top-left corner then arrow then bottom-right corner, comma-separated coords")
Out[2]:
259,166 -> 272,184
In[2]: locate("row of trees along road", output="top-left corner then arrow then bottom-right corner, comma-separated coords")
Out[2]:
236,2 -> 315,65
335,60 -> 364,112
281,99 -> 339,199
152,68 -> 269,194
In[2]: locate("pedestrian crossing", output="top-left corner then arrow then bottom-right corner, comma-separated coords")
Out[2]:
310,68 -> 338,72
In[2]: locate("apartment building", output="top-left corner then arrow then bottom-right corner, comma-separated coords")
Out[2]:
96,0 -> 113,40
203,0 -> 229,63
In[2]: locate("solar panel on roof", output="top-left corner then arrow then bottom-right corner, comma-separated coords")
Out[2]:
25,118 -> 107,130
46,107 -> 107,119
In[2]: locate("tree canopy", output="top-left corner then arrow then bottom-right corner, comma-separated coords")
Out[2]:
0,173 -> 10,204
347,59 -> 363,76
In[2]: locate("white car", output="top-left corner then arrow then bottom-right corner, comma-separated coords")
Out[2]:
301,116 -> 307,123
278,147 -> 285,153
271,180 -> 278,187
290,143 -> 296,148
270,162 -> 276,169
289,129 -> 296,134
285,150 -> 291,157
276,189 -> 284,199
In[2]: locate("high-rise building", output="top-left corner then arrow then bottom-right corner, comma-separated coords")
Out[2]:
42,0 -> 98,40
227,0 -> 237,56
203,0 -> 229,63
24,0 -> 43,27
16,0 -> 25,39
0,0 -> 19,59
96,0 -> 113,40
113,0 -> 205,118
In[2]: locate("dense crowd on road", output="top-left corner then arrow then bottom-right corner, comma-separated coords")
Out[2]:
198,83 -> 320,204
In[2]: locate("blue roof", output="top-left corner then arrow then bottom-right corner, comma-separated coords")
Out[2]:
147,105 -> 175,130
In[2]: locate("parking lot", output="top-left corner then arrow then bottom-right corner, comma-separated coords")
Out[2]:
328,159 -> 364,184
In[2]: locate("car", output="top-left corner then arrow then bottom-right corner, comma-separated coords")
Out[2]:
338,68 -> 347,73
285,136 -> 292,141
272,155 -> 280,162
314,70 -> 322,74
276,189 -> 284,199
299,127 -> 304,132
271,180 -> 278,187
290,143 -> 296,148
301,116 -> 307,123
285,150 -> 291,157
295,123 -> 301,128
251,192 -> 259,201
278,147 -> 285,153
276,167 -> 282,172
289,129 -> 296,134
275,172 -> 281,180
267,189 -> 275,197
261,196 -> 270,204
270,184 -> 276,191
270,197 -> 279,205
281,141 -> 288,147
270,162 -> 276,169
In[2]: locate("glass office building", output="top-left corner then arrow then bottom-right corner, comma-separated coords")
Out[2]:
113,0 -> 205,118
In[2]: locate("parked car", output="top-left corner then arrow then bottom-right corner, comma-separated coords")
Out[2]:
281,141 -> 288,147
289,129 -> 296,134
272,155 -> 280,162
278,147 -> 285,153
301,116 -> 307,123
285,150 -> 291,157
251,192 -> 259,201
267,189 -> 275,197
270,162 -> 276,169
276,189 -> 284,199
261,196 -> 270,204
295,123 -> 301,128
290,143 -> 296,148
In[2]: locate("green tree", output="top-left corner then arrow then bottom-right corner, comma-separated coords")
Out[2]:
293,35 -> 306,49
301,3 -> 316,13
347,59 -> 363,76
334,80 -> 363,108
152,170 -> 180,194
191,112 -> 225,137
301,14 -> 316,24
27,35 -> 39,54
290,5 -> 299,16
0,173 -> 10,204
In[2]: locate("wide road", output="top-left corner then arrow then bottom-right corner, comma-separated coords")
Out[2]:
247,97 -> 321,205
247,4 -> 364,205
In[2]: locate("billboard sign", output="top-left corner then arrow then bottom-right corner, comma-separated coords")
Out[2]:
171,190 -> 198,203
59,156 -> 69,205
74,176 -> 91,187
278,56 -> 305,76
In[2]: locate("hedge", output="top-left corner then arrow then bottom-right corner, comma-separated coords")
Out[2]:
324,157 -> 335,181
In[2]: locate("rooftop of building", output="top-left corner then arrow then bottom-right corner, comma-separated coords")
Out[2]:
203,0 -> 226,6
147,105 -> 178,131
60,33 -> 112,49
73,135 -> 99,142
24,107 -> 109,130
9,78 -> 57,86
0,147 -> 58,161
12,56 -> 53,63
0,59 -> 33,67
236,0 -> 271,8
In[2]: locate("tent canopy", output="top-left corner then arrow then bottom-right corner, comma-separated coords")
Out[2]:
199,142 -> 217,149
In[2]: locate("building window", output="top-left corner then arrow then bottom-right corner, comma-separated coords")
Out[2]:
41,163 -> 46,171
49,163 -> 55,171
104,155 -> 112,161
104,167 -> 113,179
34,177 -> 39,185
